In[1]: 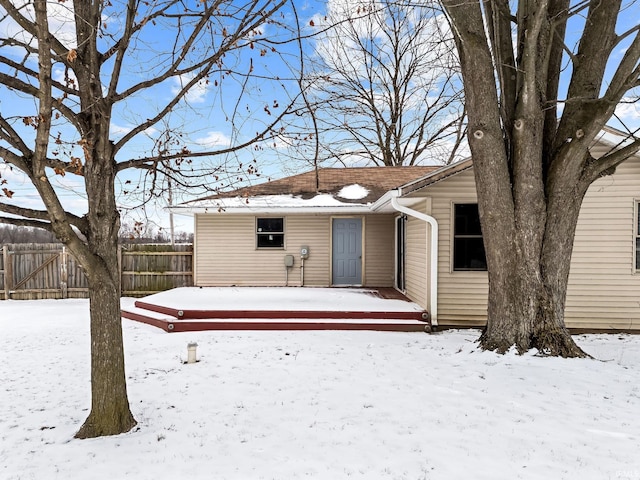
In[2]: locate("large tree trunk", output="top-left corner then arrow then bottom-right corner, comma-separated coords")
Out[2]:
75,267 -> 137,438
73,151 -> 137,438
70,0 -> 136,438
480,248 -> 588,357
479,174 -> 589,358
75,160 -> 136,438
441,0 -> 601,357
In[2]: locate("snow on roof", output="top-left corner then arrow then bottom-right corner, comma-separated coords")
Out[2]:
182,193 -> 369,211
180,166 -> 438,209
337,184 -> 369,200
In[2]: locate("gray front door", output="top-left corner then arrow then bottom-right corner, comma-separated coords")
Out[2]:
332,218 -> 363,285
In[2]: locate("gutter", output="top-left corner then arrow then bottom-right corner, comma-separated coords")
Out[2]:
389,192 -> 439,327
168,205 -> 373,216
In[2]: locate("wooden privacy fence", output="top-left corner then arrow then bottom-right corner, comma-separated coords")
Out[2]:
0,243 -> 193,300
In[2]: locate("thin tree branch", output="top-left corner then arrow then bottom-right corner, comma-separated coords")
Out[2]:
0,215 -> 53,231
584,137 -> 640,181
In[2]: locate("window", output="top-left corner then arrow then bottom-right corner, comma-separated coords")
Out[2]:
453,203 -> 487,271
256,217 -> 284,248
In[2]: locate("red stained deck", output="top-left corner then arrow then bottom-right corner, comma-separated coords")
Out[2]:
121,287 -> 431,333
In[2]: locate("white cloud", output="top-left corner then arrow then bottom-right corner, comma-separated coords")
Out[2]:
171,74 -> 209,104
1,1 -> 76,67
46,2 -> 77,49
312,0 -> 453,81
4,1 -> 76,48
615,97 -> 640,121
52,66 -> 78,91
194,131 -> 232,148
109,123 -> 159,141
110,123 -> 131,136
0,163 -> 30,184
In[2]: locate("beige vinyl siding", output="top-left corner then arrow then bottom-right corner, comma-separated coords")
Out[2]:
564,156 -> 640,330
194,213 -> 395,288
195,214 -> 330,287
404,201 -> 428,308
404,155 -> 640,331
363,214 -> 395,286
285,215 -> 331,286
421,168 -> 488,326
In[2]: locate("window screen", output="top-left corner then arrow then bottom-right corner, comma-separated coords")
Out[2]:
453,204 -> 487,271
256,217 -> 284,248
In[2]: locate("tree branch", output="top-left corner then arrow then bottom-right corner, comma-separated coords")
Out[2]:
0,0 -> 72,59
584,137 -> 640,182
556,0 -> 622,147
112,0 -> 287,154
0,115 -> 33,159
0,215 -> 53,231
0,201 -> 87,233
115,97 -> 297,172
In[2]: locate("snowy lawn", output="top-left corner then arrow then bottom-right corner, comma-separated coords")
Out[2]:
1,299 -> 639,480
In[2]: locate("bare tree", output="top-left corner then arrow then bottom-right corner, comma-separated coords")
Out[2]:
304,0 -> 465,167
0,0 -> 297,437
441,0 -> 640,356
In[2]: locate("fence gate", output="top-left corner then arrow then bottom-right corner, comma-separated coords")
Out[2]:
1,244 -> 88,300
1,243 -> 193,300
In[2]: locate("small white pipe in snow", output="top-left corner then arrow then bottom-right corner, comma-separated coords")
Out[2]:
187,342 -> 198,364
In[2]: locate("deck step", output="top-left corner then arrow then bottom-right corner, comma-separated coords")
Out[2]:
122,306 -> 430,333
133,300 -> 429,322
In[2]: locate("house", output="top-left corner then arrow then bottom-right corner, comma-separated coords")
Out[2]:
173,131 -> 640,332
174,166 -> 436,289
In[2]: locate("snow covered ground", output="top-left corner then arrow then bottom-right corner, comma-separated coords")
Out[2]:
1,298 -> 639,480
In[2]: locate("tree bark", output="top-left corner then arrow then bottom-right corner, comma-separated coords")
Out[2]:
480,192 -> 588,357
75,267 -> 137,438
440,0 -> 619,357
73,140 -> 137,438
1,0 -> 295,438
475,166 -> 588,357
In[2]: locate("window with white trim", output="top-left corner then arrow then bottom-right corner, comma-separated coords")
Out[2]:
256,217 -> 284,248
453,203 -> 487,271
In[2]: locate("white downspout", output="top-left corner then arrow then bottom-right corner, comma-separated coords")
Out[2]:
390,194 -> 439,326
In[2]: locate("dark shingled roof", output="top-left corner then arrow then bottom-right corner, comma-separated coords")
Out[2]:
191,166 -> 439,205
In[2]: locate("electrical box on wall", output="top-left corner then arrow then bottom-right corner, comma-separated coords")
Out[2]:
284,255 -> 294,267
300,246 -> 310,259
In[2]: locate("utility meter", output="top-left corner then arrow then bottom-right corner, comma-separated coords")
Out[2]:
300,246 -> 310,259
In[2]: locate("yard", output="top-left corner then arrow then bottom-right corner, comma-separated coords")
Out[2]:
1,298 -> 639,480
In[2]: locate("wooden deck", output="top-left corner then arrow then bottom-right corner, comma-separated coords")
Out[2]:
121,287 -> 431,333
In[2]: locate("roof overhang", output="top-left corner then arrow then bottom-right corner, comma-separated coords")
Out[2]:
399,158 -> 473,196
173,161 -> 476,217
371,158 -> 474,212
168,205 -> 374,216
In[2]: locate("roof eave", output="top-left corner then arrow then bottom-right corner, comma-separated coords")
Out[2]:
398,158 -> 474,196
168,205 -> 374,216
370,190 -> 399,212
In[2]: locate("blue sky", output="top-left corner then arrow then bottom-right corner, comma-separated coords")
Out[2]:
0,0 -> 325,233
0,0 -> 639,236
